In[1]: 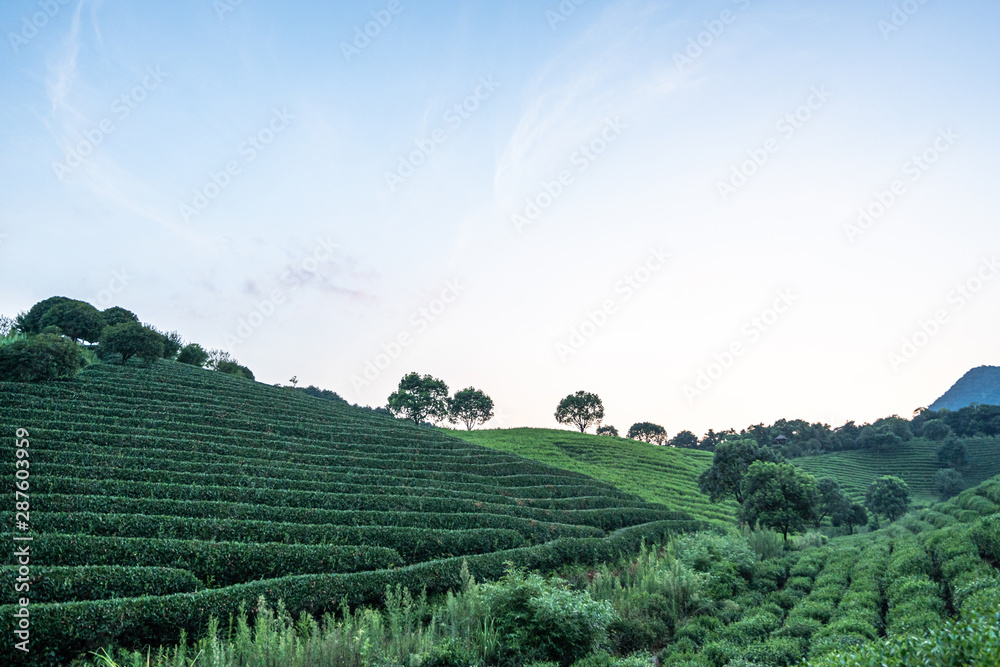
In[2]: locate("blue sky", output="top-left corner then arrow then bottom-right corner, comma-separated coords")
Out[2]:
2,0 -> 998,436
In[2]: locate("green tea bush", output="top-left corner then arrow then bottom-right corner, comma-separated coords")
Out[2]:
806,611 -> 1000,667
480,569 -> 615,667
0,566 -> 200,603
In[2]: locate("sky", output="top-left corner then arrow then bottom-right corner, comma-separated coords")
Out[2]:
1,0 -> 998,437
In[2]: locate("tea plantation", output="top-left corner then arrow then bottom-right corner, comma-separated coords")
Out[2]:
446,427 -> 736,524
0,361 -> 704,665
794,436 -> 1000,505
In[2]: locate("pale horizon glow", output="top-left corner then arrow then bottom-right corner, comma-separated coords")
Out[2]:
2,0 -> 998,437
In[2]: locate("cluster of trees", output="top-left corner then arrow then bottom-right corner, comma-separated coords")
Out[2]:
0,297 -> 254,382
697,439 -> 911,540
385,372 -> 495,430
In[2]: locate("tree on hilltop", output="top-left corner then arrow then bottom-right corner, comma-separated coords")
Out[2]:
99,323 -> 164,366
447,387 -> 495,430
628,422 -> 667,445
38,301 -> 105,343
177,343 -> 209,367
387,372 -> 450,425
669,430 -> 700,448
555,391 -> 604,433
596,425 -> 619,437
102,307 -> 140,327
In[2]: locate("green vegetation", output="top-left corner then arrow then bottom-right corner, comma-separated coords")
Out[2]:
555,391 -> 605,433
447,428 -> 735,524
1,361 -> 700,665
795,436 -> 1000,505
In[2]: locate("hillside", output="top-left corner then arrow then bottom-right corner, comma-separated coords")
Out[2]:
0,361 -> 702,665
794,436 -> 1000,505
445,427 -> 735,524
930,365 -> 1000,410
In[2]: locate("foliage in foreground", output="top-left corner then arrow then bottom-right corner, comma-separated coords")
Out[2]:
806,611 -> 1000,667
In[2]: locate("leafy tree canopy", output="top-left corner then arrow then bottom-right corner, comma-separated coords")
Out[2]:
387,372 -> 449,425
936,436 -> 968,471
865,475 -> 911,522
99,323 -> 164,366
697,438 -> 783,505
102,306 -> 140,327
447,387 -> 495,431
739,461 -> 820,541
555,391 -> 605,433
177,343 -> 209,367
831,502 -> 868,534
39,301 -> 105,343
933,468 -> 963,500
669,430 -> 699,448
627,422 -> 666,444
596,425 -> 619,437
16,296 -> 74,334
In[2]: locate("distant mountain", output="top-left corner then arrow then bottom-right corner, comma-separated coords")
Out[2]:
930,366 -> 1000,411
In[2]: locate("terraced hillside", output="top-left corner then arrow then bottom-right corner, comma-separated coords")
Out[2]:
0,362 -> 702,665
794,436 -> 1000,505
446,428 -> 735,524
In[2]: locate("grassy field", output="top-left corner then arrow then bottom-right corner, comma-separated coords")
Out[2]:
794,436 -> 1000,506
445,427 -> 736,524
0,362 -> 703,665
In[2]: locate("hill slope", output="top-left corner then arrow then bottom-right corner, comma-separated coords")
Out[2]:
0,362 -> 701,665
794,436 -> 1000,505
445,428 -> 735,524
930,365 -> 1000,410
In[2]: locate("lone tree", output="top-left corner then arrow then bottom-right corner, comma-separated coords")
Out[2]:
447,387 -> 495,430
628,422 -> 667,444
698,438 -> 783,505
387,372 -> 450,425
596,425 -> 619,437
555,391 -> 604,433
815,478 -> 849,528
217,360 -> 255,380
739,461 -> 820,542
99,323 -> 164,366
865,475 -> 911,522
831,502 -> 868,535
669,430 -> 700,448
38,301 -> 106,343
